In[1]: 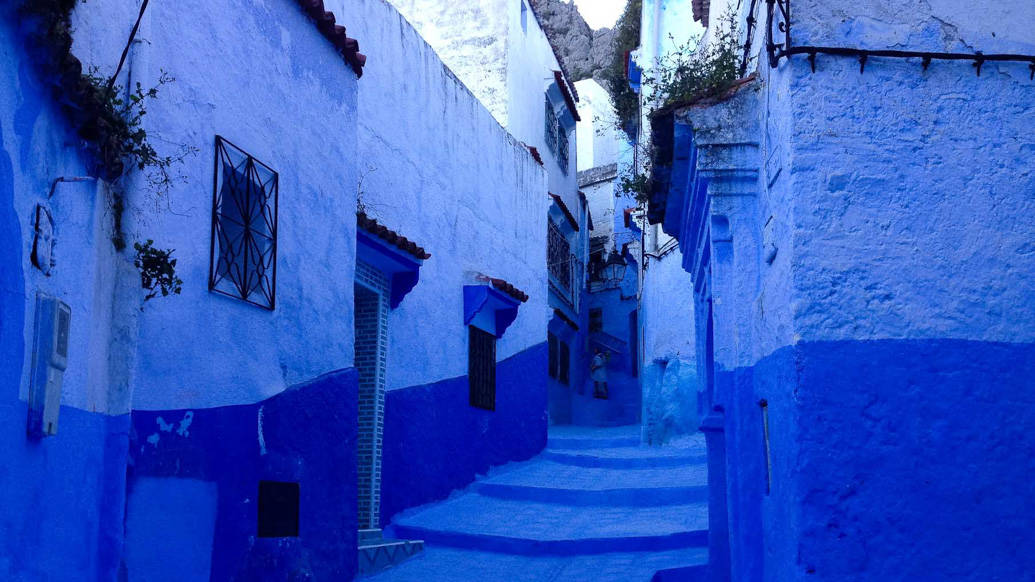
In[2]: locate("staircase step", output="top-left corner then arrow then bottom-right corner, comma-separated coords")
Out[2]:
473,460 -> 708,505
358,538 -> 425,576
386,494 -> 708,556
359,528 -> 383,544
363,546 -> 708,581
547,424 -> 641,448
474,483 -> 707,506
542,447 -> 706,469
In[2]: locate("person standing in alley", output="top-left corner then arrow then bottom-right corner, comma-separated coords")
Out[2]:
591,349 -> 609,399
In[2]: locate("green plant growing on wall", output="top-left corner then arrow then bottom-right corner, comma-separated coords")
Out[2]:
83,69 -> 197,202
642,13 -> 741,112
133,240 -> 183,303
21,0 -> 197,252
619,171 -> 652,204
602,0 -> 643,139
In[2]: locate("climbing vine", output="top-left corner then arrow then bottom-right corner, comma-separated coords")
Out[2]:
21,0 -> 194,298
601,0 -> 642,139
613,13 -> 743,205
22,2 -> 195,224
133,240 -> 183,303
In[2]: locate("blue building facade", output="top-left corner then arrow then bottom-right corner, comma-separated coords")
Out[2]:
645,0 -> 1035,579
1,0 -> 552,579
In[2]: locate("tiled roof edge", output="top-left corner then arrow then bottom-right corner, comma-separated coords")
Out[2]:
295,0 -> 367,77
554,70 -> 582,122
357,211 -> 431,260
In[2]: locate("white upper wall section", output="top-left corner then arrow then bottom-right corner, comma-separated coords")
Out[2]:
388,0 -> 513,126
67,0 -> 361,410
388,0 -> 579,211
338,0 -> 550,391
575,79 -> 619,172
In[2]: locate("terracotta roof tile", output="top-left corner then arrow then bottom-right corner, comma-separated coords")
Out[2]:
487,277 -> 530,303
357,211 -> 431,260
526,144 -> 545,166
554,70 -> 581,122
296,0 -> 366,77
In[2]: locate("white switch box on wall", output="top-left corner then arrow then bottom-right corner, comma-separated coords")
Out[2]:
27,294 -> 70,438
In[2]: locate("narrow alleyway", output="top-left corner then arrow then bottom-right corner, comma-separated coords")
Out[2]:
365,426 -> 708,580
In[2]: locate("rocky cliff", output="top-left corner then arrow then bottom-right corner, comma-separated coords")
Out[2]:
528,0 -> 615,83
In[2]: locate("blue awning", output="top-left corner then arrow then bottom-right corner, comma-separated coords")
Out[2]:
463,285 -> 522,339
357,230 -> 425,308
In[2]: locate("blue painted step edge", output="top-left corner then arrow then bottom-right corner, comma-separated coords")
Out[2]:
473,483 -> 709,506
651,564 -> 709,582
385,526 -> 708,556
541,450 -> 707,469
546,436 -> 641,449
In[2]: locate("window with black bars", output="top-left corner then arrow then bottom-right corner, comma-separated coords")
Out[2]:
557,124 -> 569,173
548,333 -> 558,380
544,96 -> 558,155
468,326 -> 496,410
548,220 -> 572,293
209,136 -> 278,309
589,308 -> 603,333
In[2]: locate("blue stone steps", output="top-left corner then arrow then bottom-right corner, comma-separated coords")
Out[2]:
541,447 -> 707,469
472,459 -> 708,506
362,546 -> 708,582
368,428 -> 710,580
385,495 -> 708,556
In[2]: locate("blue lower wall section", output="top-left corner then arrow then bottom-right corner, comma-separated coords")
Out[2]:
716,338 -> 1035,581
0,403 -> 128,581
128,368 -> 359,581
381,342 -> 548,525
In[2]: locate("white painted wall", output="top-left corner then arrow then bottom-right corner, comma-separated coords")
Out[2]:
575,79 -> 619,172
69,0 -> 361,410
388,0 -> 580,216
337,0 -> 550,391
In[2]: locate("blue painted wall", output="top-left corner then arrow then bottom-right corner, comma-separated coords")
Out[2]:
127,368 -> 359,581
0,8 -> 130,580
649,1 -> 1035,578
380,343 -> 548,525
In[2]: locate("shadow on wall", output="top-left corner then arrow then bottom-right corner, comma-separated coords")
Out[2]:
643,358 -> 699,444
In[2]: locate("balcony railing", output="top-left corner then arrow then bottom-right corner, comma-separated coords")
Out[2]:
548,221 -> 581,311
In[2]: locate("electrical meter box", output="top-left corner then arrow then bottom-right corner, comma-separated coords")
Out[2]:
27,294 -> 70,438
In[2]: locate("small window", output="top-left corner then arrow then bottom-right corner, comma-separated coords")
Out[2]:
589,308 -> 603,333
544,96 -> 558,155
548,332 -> 558,379
557,125 -> 569,174
558,340 -> 570,385
210,136 -> 279,310
520,0 -> 528,34
258,481 -> 299,537
469,326 -> 497,410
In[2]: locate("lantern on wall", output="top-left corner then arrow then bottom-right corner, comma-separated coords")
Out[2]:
600,249 -> 628,287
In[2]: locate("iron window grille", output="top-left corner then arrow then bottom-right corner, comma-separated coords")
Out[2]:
548,220 -> 583,310
557,124 -> 569,173
209,136 -> 279,310
468,325 -> 497,410
544,96 -> 558,155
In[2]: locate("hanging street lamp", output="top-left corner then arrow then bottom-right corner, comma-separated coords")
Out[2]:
600,249 -> 628,288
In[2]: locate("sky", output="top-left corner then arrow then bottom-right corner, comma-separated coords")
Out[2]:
572,0 -> 626,29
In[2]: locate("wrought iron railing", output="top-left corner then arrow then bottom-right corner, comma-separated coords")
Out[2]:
548,221 -> 581,310
765,0 -> 1035,77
